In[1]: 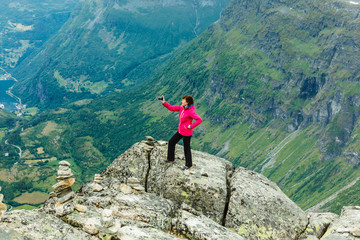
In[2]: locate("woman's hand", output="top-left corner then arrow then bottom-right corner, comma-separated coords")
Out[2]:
161,95 -> 165,104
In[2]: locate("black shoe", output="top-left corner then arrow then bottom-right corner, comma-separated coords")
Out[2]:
164,159 -> 175,163
181,165 -> 191,170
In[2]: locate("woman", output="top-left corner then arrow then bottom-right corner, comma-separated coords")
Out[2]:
160,95 -> 203,170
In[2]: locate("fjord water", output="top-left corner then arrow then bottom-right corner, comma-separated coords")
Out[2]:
0,80 -> 17,111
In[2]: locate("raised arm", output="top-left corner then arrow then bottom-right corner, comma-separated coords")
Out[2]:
162,101 -> 181,112
190,111 -> 203,129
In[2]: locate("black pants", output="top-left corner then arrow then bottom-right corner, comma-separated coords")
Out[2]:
167,131 -> 192,167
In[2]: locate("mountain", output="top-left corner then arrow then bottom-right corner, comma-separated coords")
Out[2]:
0,0 -> 77,70
1,137 -> 358,240
10,0 -> 229,108
2,0 -> 360,213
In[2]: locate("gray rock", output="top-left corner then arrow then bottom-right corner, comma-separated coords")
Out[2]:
55,200 -> 75,217
145,136 -> 155,141
111,191 -> 176,231
157,140 -> 168,146
120,183 -> 133,194
101,209 -> 114,228
175,207 -> 244,240
302,212 -> 339,239
74,204 -> 87,213
58,165 -> 70,171
225,167 -> 308,240
57,169 -> 73,176
57,191 -> 75,204
146,143 -> 235,224
92,183 -> 104,192
0,209 -> 90,239
127,177 -> 140,185
130,183 -> 145,192
117,225 -> 181,239
102,142 -> 149,188
59,160 -> 71,166
322,206 -> 360,239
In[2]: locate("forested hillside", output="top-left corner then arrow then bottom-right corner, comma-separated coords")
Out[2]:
11,0 -> 229,108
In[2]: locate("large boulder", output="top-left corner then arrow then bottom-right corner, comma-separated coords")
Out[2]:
174,203 -> 244,240
102,141 -> 151,187
0,209 -> 93,239
322,206 -> 360,239
301,212 -> 339,239
147,142 -> 235,224
102,140 -> 235,224
225,167 -> 308,239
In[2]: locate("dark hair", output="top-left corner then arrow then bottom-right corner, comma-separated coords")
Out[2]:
182,95 -> 194,105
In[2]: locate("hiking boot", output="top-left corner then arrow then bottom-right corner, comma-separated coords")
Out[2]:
164,159 -> 175,163
180,165 -> 191,170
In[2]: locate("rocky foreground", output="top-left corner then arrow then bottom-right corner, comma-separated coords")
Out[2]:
0,137 -> 359,239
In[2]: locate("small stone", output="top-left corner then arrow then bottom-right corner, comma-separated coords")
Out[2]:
130,184 -> 145,192
57,169 -> 72,176
0,194 -> 3,202
94,176 -> 103,181
93,183 -> 104,192
58,165 -> 69,171
55,201 -> 74,217
52,178 -> 75,193
57,191 -> 75,204
120,184 -> 133,194
59,160 -> 71,166
201,172 -> 209,177
56,174 -> 74,180
49,192 -> 56,197
75,204 -> 87,213
101,209 -> 114,228
127,177 -> 140,185
145,141 -> 154,146
157,140 -> 167,146
83,218 -> 100,235
145,136 -> 155,141
94,174 -> 101,177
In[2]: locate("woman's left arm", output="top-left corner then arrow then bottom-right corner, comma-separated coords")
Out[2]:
190,112 -> 203,129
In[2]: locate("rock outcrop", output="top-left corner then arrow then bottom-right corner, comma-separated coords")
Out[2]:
0,137 -> 359,239
322,206 -> 360,239
225,167 -> 308,239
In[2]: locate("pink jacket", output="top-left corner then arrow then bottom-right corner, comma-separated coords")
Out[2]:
162,101 -> 203,136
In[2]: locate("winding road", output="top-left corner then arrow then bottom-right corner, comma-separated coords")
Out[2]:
0,67 -> 23,107
5,139 -> 22,158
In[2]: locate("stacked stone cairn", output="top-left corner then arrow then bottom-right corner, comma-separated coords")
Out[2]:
143,136 -> 167,148
127,177 -> 145,192
0,186 -> 6,220
45,160 -> 76,216
92,173 -> 104,192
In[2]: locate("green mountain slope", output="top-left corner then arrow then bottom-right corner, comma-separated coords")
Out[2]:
0,0 -> 77,70
11,0 -> 229,108
3,0 -> 360,213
